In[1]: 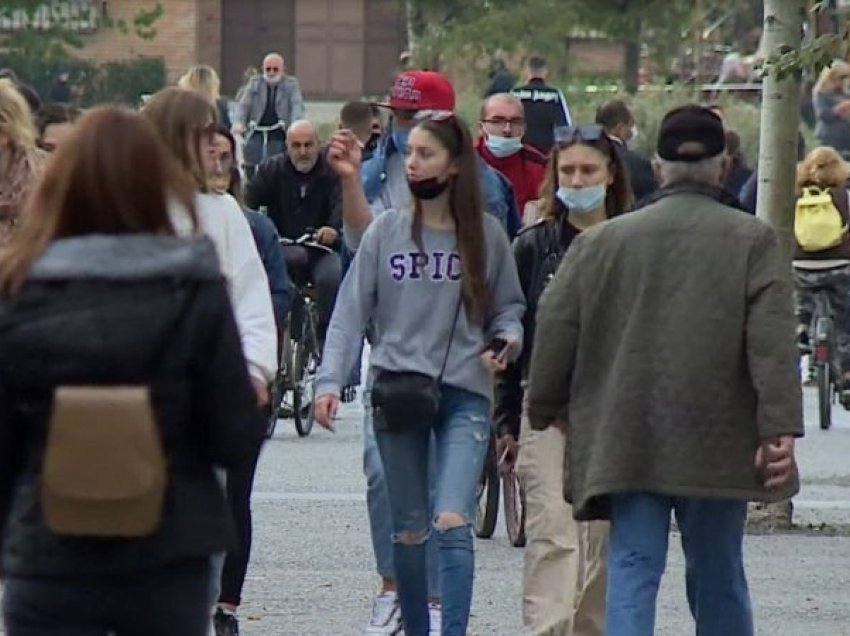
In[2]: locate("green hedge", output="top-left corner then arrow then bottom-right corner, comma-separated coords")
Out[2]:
0,55 -> 166,108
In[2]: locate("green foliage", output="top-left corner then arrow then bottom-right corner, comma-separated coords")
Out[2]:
81,57 -> 167,106
409,0 -> 764,91
0,1 -> 166,105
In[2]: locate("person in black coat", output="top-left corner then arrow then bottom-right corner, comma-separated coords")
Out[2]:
595,99 -> 657,202
246,119 -> 342,341
0,107 -> 265,636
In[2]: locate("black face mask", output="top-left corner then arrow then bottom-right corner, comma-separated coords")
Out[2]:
407,177 -> 450,200
365,132 -> 380,154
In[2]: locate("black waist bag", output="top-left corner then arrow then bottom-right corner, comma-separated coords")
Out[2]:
372,371 -> 440,433
371,294 -> 462,434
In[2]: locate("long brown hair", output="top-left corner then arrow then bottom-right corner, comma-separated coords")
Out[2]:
411,116 -> 488,324
142,87 -> 217,192
0,106 -> 197,296
538,133 -> 632,220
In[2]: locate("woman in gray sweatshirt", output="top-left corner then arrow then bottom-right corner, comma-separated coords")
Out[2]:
315,114 -> 525,636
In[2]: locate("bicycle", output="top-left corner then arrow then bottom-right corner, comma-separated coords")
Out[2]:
807,287 -> 844,430
243,120 -> 286,178
266,232 -> 333,438
474,429 -> 526,547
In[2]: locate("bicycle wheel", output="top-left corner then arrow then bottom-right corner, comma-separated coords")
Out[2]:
817,362 -> 832,430
503,468 -> 526,547
292,305 -> 318,437
265,368 -> 286,439
474,433 -> 499,539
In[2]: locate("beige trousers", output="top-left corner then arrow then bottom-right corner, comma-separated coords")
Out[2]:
516,418 -> 609,636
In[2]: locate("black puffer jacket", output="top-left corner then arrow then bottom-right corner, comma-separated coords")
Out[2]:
0,235 -> 264,578
494,210 -> 578,439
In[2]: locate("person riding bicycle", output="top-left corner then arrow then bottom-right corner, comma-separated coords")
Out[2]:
793,145 -> 850,404
246,119 -> 342,347
232,52 -> 305,176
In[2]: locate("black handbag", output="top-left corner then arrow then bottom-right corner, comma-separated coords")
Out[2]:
371,294 -> 463,433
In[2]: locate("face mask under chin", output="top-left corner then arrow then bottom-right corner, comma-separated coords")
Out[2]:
209,175 -> 230,195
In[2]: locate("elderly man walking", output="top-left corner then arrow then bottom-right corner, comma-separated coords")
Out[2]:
527,105 -> 803,636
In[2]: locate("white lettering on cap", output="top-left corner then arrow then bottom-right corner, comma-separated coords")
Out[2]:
392,75 -> 421,105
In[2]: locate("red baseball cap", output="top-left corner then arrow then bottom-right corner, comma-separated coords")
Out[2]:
378,71 -> 456,111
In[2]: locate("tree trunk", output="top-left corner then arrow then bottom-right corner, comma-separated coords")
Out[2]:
623,40 -> 640,94
755,0 -> 805,258
748,0 -> 806,533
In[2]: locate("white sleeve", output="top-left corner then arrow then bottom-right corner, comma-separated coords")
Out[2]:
201,194 -> 278,384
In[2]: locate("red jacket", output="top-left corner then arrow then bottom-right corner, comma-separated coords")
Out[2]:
477,138 -> 548,217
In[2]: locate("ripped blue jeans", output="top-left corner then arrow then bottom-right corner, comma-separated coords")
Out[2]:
375,385 -> 491,636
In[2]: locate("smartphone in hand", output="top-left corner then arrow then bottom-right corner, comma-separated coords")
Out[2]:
486,338 -> 511,363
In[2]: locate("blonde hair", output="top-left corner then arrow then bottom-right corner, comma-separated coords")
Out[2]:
796,146 -> 850,192
177,65 -> 221,104
0,78 -> 37,150
814,60 -> 850,95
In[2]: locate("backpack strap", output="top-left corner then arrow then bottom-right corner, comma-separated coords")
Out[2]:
829,186 -> 850,225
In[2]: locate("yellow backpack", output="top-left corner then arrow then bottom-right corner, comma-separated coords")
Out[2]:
795,186 -> 848,252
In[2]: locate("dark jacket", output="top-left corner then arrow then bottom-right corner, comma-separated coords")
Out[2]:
244,208 -> 292,326
611,139 -> 656,202
0,235 -> 265,578
527,185 -> 803,520
494,207 -> 579,438
246,149 -> 342,243
511,78 -> 571,155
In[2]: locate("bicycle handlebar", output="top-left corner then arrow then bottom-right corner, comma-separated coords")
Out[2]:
248,121 -> 286,133
280,232 -> 334,254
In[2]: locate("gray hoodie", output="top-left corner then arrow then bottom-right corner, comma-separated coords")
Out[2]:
316,208 -> 525,401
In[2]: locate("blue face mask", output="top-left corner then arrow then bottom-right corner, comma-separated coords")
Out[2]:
392,128 -> 410,156
485,134 -> 523,158
556,185 -> 607,214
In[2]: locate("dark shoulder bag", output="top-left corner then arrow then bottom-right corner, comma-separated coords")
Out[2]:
371,294 -> 463,434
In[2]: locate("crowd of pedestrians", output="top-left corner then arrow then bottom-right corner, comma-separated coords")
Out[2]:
0,47 -> 828,636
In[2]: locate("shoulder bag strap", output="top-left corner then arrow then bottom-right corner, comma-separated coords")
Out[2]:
436,287 -> 464,384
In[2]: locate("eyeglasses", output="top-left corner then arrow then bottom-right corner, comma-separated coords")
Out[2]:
482,117 -> 525,130
264,66 -> 281,72
554,124 -> 606,145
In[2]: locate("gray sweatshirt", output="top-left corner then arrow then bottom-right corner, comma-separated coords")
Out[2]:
316,208 -> 525,401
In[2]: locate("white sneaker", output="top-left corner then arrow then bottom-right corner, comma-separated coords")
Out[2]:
364,591 -> 403,635
428,601 -> 442,636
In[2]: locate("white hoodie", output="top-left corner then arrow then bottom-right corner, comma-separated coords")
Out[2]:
171,192 -> 277,384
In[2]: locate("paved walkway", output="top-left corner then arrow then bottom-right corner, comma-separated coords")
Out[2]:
2,384 -> 850,634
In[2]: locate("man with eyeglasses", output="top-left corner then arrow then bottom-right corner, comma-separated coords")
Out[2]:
233,52 -> 305,173
477,93 -> 547,220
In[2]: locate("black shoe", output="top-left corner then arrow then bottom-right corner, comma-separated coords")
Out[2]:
214,608 -> 239,636
840,381 -> 850,410
797,328 -> 811,353
341,385 -> 357,403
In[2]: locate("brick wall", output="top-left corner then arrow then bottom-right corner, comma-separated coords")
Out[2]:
74,0 -> 201,83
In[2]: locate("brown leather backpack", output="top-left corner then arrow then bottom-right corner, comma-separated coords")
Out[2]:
41,386 -> 166,538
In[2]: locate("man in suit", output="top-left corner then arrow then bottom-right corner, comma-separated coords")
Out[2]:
233,52 -> 306,176
596,99 -> 656,203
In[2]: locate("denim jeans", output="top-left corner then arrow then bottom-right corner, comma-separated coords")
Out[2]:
375,386 -> 491,636
606,492 -> 753,636
363,399 -> 440,596
2,558 -> 211,636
